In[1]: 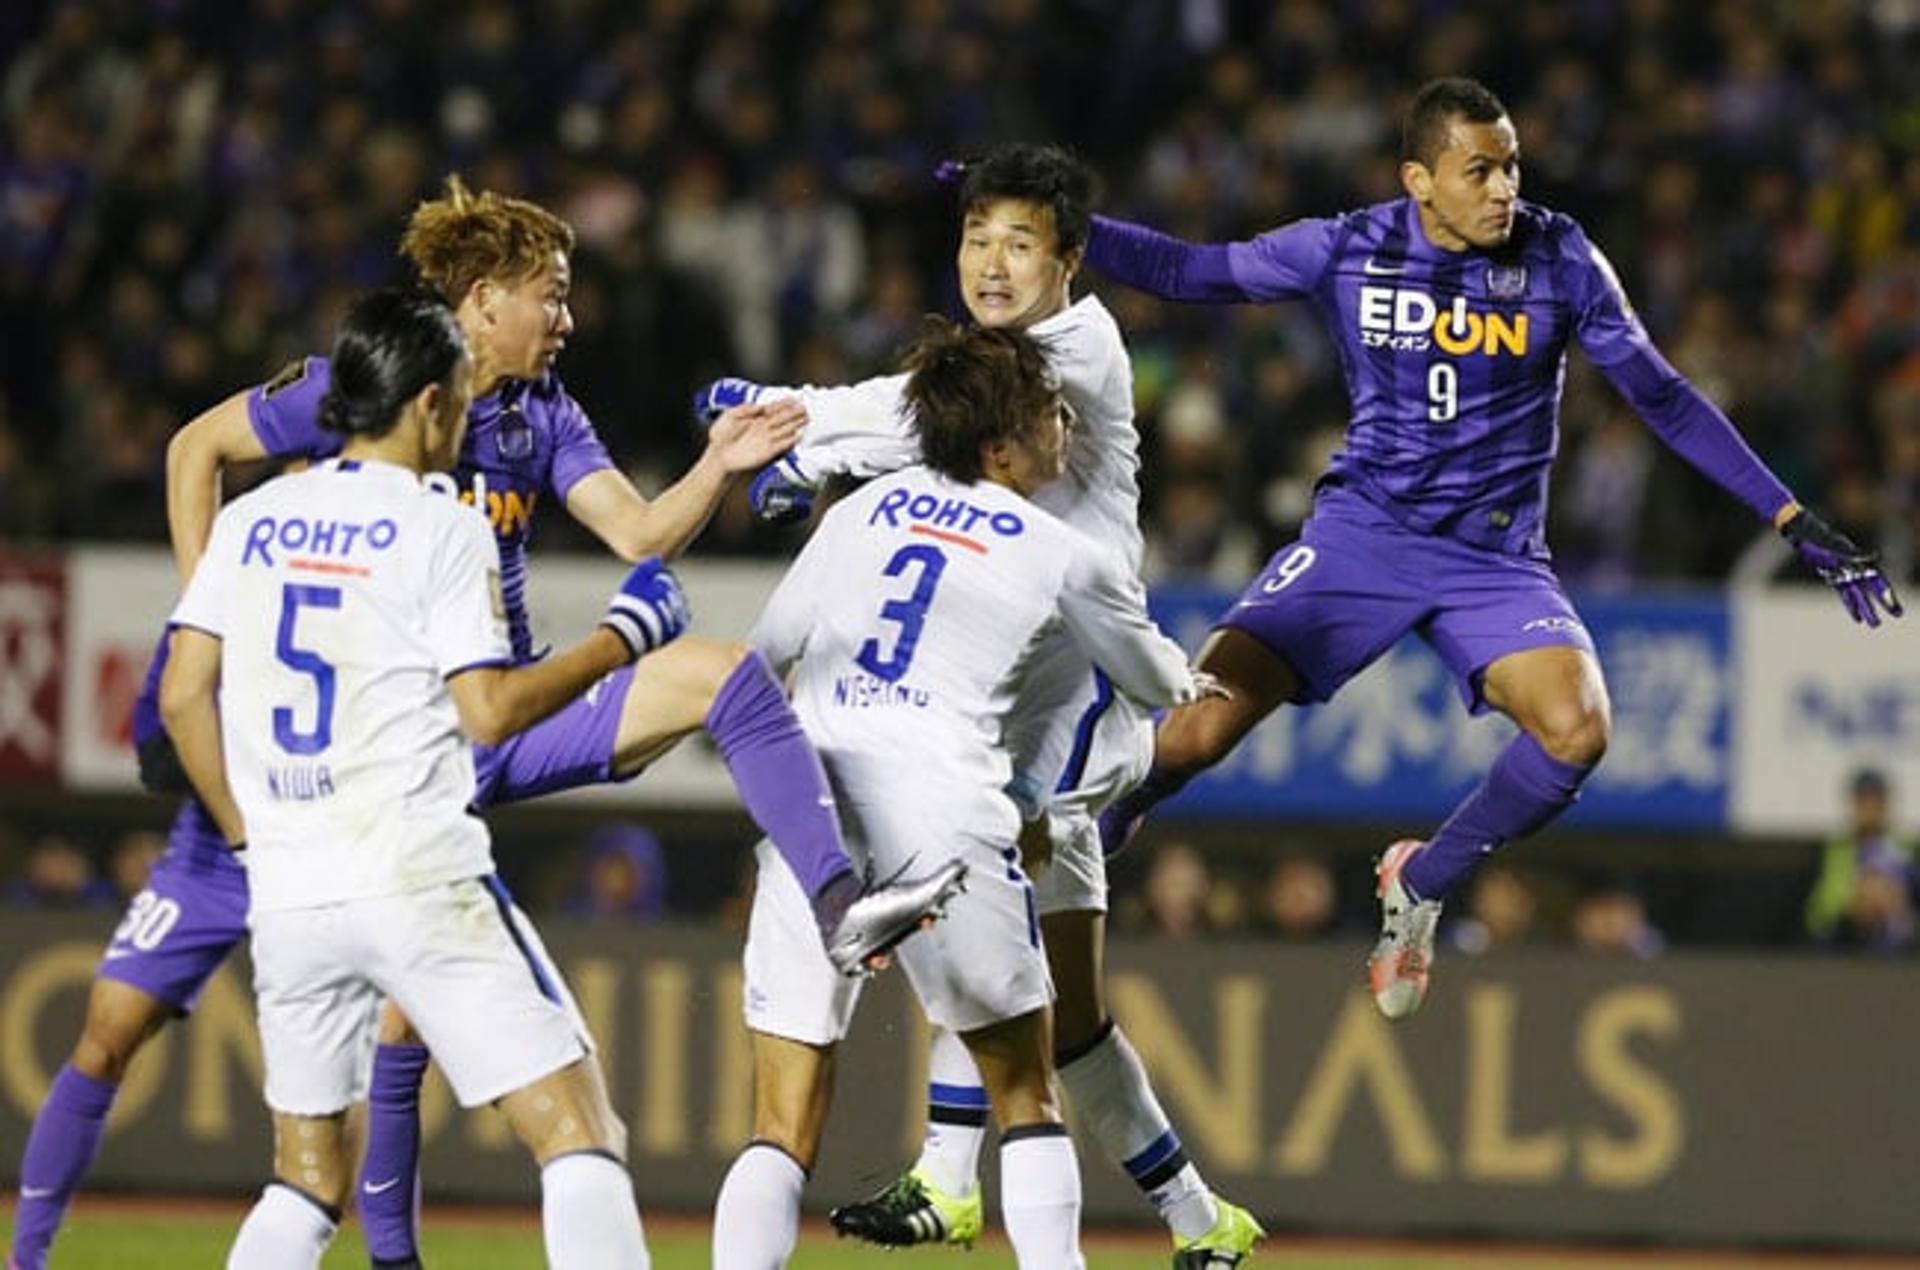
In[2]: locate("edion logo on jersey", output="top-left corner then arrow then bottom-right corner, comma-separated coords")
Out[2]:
1358,287 -> 1530,356
424,471 -> 537,537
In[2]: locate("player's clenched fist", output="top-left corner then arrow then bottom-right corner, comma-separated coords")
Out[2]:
601,556 -> 691,657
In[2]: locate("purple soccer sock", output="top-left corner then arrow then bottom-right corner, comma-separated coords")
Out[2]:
1096,765 -> 1195,856
1401,731 -> 1594,902
11,1064 -> 117,1270
706,652 -> 855,905
357,1042 -> 430,1266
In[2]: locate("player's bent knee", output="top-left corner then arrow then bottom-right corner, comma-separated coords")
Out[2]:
72,982 -> 171,1082
1534,707 -> 1610,768
376,1000 -> 422,1046
501,1059 -> 628,1166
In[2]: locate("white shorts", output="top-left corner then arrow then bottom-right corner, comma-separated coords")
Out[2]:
1027,681 -> 1153,917
250,876 -> 592,1115
743,802 -> 1053,1043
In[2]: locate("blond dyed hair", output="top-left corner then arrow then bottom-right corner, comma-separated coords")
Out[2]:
400,175 -> 575,304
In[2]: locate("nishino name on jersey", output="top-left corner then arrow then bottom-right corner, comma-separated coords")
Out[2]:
869,486 -> 1025,538
242,515 -> 398,566
833,671 -> 932,710
1357,287 -> 1529,356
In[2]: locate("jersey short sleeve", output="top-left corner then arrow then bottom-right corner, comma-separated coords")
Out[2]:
424,502 -> 514,678
1225,217 -> 1338,302
247,356 -> 344,461
543,380 -> 615,499
171,504 -> 245,639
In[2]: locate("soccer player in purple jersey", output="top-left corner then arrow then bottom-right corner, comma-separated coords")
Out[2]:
8,179 -> 961,1270
1088,78 -> 1903,1022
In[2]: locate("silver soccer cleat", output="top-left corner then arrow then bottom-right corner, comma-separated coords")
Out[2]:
824,857 -> 969,976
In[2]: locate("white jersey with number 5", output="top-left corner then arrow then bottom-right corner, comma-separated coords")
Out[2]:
751,465 -> 1193,841
171,458 -> 511,913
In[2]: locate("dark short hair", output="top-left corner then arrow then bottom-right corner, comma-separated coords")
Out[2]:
902,317 -> 1058,483
958,142 -> 1095,256
1402,77 -> 1509,168
1850,768 -> 1889,798
319,287 -> 468,438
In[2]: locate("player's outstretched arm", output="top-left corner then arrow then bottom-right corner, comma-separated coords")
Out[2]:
165,390 -> 269,587
446,557 -> 691,743
564,398 -> 805,561
157,627 -> 246,846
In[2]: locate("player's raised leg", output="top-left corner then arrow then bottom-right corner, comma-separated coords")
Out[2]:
610,636 -> 967,971
1372,644 -> 1611,1020
1097,628 -> 1303,856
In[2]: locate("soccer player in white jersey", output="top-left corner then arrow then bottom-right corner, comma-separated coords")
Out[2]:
711,318 -> 1218,1269
162,288 -> 686,1269
697,144 -> 1262,1263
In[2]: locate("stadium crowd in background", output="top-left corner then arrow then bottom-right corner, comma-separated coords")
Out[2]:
2,0 -> 1916,583
3,1 -> 1918,948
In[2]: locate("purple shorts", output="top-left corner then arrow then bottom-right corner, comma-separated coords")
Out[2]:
471,663 -> 636,808
1219,485 -> 1595,715
97,801 -> 249,1014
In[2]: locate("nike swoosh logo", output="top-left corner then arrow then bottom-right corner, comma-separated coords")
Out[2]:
21,1186 -> 56,1199
102,947 -> 134,960
1363,258 -> 1405,275
363,1177 -> 402,1195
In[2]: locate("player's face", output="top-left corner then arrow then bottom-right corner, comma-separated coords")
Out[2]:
998,395 -> 1069,495
478,251 -> 574,381
958,199 -> 1079,330
1405,116 -> 1521,251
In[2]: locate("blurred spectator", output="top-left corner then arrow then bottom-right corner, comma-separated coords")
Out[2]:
1570,879 -> 1667,959
1446,863 -> 1539,955
0,2 -> 1910,581
5,836 -> 115,908
564,823 -> 668,923
107,829 -> 167,900
1805,769 -> 1917,953
1251,852 -> 1341,942
1120,840 -> 1241,940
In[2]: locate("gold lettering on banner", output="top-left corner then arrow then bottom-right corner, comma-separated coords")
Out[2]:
1275,989 -> 1446,1179
1578,986 -> 1683,1188
1463,984 -> 1566,1182
1109,973 -> 1264,1170
640,962 -> 691,1154
711,964 -> 753,1153
0,944 -> 168,1130
184,967 -> 262,1141
902,1007 -> 931,1158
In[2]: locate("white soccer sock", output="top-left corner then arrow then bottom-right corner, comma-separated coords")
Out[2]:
916,1024 -> 987,1197
999,1125 -> 1084,1269
541,1151 -> 650,1269
1057,1021 -> 1218,1239
712,1141 -> 805,1269
225,1182 -> 336,1270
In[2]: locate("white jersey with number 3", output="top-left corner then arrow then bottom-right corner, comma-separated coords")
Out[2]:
751,466 -> 1193,841
171,458 -> 511,913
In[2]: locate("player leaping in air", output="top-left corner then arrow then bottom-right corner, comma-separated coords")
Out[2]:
1083,77 -> 1901,1021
